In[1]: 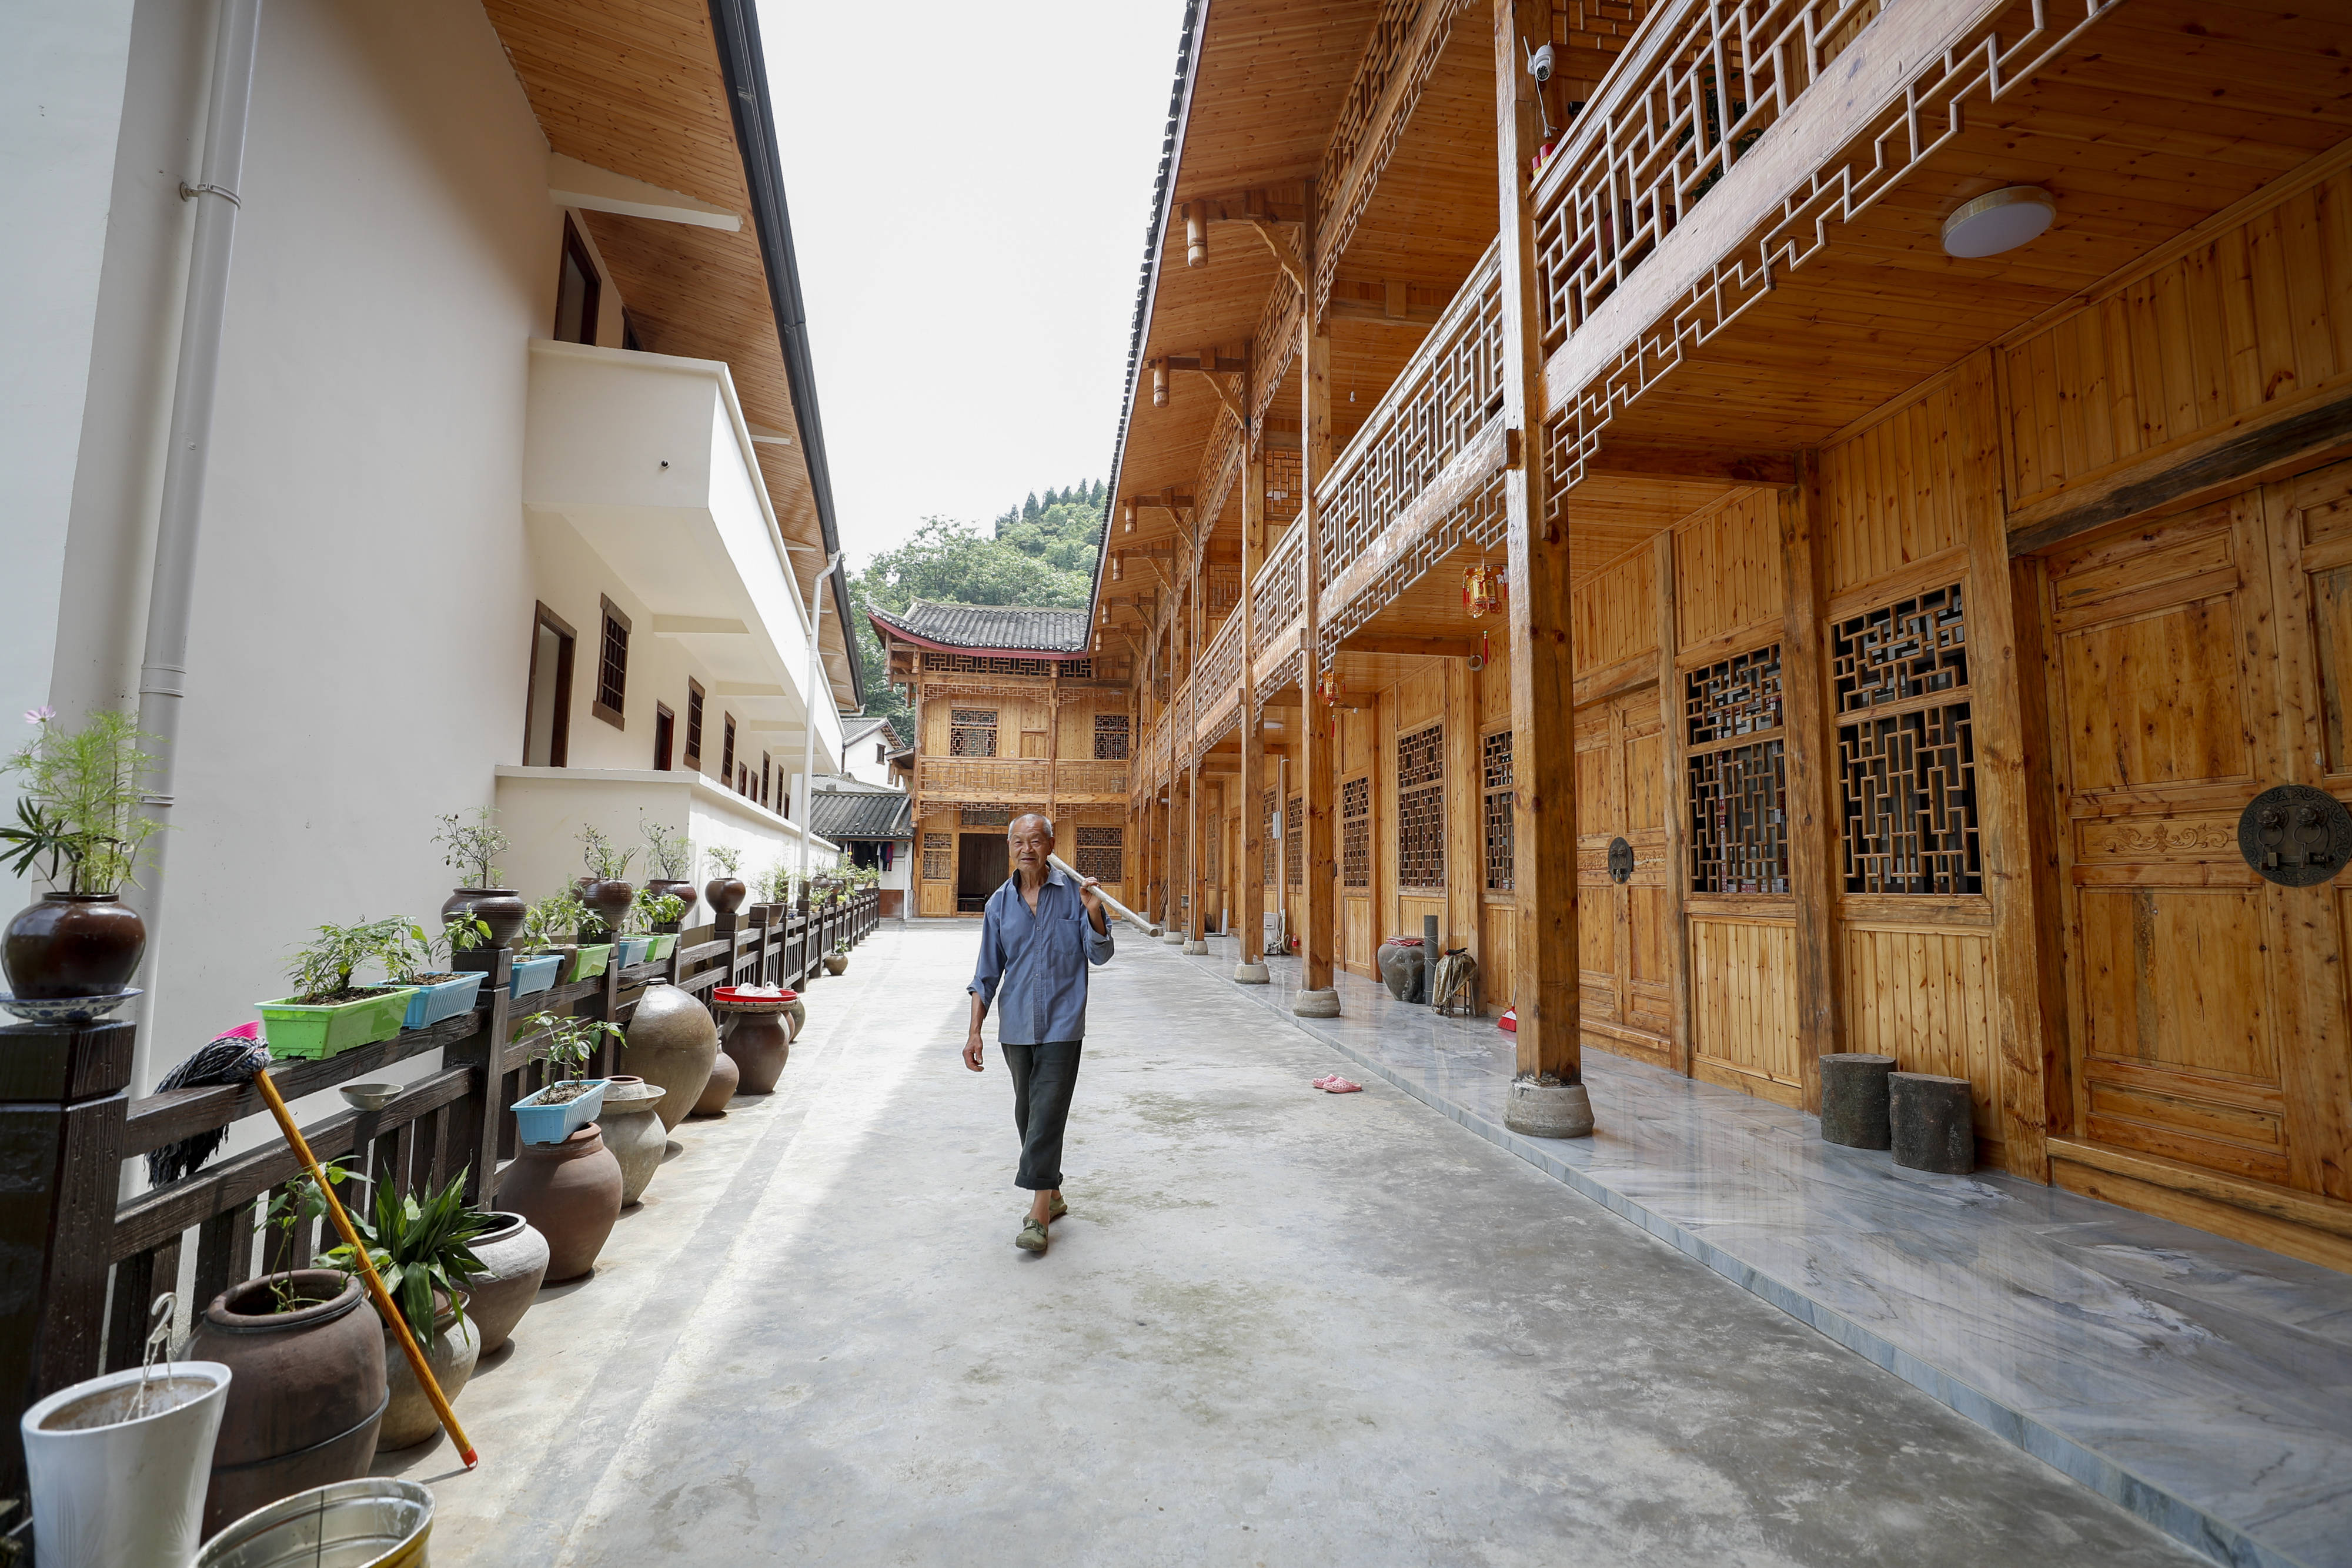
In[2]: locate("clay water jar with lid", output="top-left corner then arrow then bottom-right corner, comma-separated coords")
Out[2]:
617,983 -> 720,1131
500,1124 -> 623,1282
4,891 -> 146,998
713,988 -> 794,1094
187,1269 -> 387,1535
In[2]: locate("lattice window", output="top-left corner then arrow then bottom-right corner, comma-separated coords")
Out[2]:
1341,777 -> 1370,888
1396,723 -> 1445,889
921,831 -> 951,881
1266,446 -> 1303,525
922,652 -> 1087,678
1093,714 -> 1130,760
948,708 -> 997,757
1686,647 -> 1788,894
1285,795 -> 1304,886
1075,824 -> 1124,884
1265,788 -> 1279,888
1832,583 -> 1980,894
960,807 -> 1015,827
1482,728 -> 1514,893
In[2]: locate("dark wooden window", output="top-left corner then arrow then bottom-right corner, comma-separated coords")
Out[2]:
1686,645 -> 1789,894
523,603 -> 576,768
620,309 -> 643,352
1341,777 -> 1371,887
1264,788 -> 1279,888
554,216 -> 601,346
653,703 -> 675,771
1482,728 -> 1515,893
1396,723 -> 1445,888
760,753 -> 771,808
1285,795 -> 1304,887
1832,583 -> 1979,894
721,713 -> 736,786
1075,825 -> 1124,883
950,708 -> 998,757
592,596 -> 629,728
684,680 -> 705,769
1093,714 -> 1131,760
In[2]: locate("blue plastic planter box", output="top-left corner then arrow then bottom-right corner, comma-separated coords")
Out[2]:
508,954 -> 562,999
511,1078 -> 607,1145
616,937 -> 653,968
399,971 -> 487,1031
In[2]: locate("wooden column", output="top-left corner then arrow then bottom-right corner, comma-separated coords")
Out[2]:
1446,657 -> 1482,964
1186,506 -> 1207,947
1047,663 -> 1061,831
1780,452 -> 1843,1113
1237,435 -> 1271,978
1654,530 -> 1694,1074
1495,0 -> 1585,1125
1296,177 -> 1340,1014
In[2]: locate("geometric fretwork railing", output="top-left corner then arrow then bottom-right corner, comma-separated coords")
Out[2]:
1198,598 -> 1245,707
1316,240 -> 1505,597
1254,521 -> 1307,651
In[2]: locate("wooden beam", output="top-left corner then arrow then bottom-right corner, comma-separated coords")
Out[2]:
1191,369 -> 1249,429
1579,443 -> 1795,486
1248,219 -> 1306,290
1338,634 -> 1479,658
1315,0 -> 1474,311
1328,297 -> 1445,327
1158,354 -> 1250,375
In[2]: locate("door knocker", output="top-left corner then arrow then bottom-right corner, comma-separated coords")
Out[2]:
2237,784 -> 2352,888
1607,837 -> 1635,885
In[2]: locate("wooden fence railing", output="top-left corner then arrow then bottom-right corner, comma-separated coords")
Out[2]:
0,888 -> 881,1496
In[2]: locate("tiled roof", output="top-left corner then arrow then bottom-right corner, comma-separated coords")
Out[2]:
807,789 -> 913,841
866,599 -> 1090,656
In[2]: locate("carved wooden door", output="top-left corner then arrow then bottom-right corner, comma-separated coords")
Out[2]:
2043,473 -> 2352,1202
1577,687 -> 1676,1068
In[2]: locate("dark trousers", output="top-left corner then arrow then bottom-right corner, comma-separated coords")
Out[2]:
1003,1039 -> 1082,1191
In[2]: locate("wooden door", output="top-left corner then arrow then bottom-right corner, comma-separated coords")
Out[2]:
2043,474 -> 2352,1202
1576,687 -> 1677,1068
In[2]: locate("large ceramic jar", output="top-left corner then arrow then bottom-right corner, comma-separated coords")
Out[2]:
3,891 -> 146,998
500,1124 -> 623,1282
579,877 -> 635,938
442,888 -> 526,948
378,1291 -> 479,1450
600,1079 -> 669,1206
617,983 -> 720,1131
461,1213 -> 549,1356
704,875 -> 747,917
721,1004 -> 793,1094
691,1049 -> 740,1116
188,1271 -> 386,1535
646,878 -> 699,927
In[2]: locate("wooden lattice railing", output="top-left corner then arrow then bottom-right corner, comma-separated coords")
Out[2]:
1054,761 -> 1130,797
918,758 -> 1050,798
1254,522 -> 1307,650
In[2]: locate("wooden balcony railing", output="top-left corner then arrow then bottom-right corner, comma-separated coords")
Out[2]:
1198,601 -> 1246,708
1254,521 -> 1307,650
1054,760 -> 1129,796
918,757 -> 1049,798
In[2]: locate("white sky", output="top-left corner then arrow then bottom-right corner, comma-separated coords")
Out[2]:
759,0 -> 1193,569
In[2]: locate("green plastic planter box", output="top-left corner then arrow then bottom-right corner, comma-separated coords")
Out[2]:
258,987 -> 418,1059
566,943 -> 613,982
644,933 -> 677,962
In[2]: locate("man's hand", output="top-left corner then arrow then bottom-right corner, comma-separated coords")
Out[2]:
1078,876 -> 1108,932
963,1029 -> 986,1072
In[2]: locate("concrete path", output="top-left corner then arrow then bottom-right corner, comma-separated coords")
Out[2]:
395,922 -> 2199,1566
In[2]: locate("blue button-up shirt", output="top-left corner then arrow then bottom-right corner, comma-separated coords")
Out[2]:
967,865 -> 1115,1044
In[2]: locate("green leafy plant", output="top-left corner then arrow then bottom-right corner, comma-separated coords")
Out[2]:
706,844 -> 741,877
627,888 -> 686,935
516,1009 -> 623,1084
519,891 -> 590,954
432,808 -> 509,888
578,824 -> 635,882
262,1159 -> 363,1312
288,918 -> 409,1004
640,817 -> 691,880
1,708 -> 162,895
323,1171 -> 492,1349
386,913 -> 492,984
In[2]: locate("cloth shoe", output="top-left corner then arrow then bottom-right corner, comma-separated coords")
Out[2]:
1016,1218 -> 1048,1253
1048,1193 -> 1069,1222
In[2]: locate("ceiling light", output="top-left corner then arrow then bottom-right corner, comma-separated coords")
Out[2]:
1941,186 -> 2055,259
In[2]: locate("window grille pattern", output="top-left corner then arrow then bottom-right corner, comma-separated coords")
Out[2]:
1341,777 -> 1371,888
1285,795 -> 1304,886
1265,446 -> 1303,525
1396,723 -> 1445,889
1833,584 -> 1966,711
597,610 -> 629,716
1265,789 -> 1279,888
1686,647 -> 1788,894
922,652 -> 1087,678
1093,714 -> 1131,760
1075,824 -> 1124,884
948,707 -> 998,757
922,831 -> 951,881
1830,583 -> 1980,894
1483,728 -> 1515,892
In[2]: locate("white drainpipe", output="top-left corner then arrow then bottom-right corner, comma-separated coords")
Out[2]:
132,0 -> 263,1089
799,553 -> 844,895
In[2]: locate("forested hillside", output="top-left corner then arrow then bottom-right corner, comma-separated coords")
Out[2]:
849,482 -> 1105,738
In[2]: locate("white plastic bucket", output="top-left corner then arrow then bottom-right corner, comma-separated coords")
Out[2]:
22,1360 -> 232,1568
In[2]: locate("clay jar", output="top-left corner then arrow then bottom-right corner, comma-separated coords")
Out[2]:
645,878 -> 699,927
500,1124 -> 623,1282
691,1049 -> 740,1116
442,888 -> 526,949
617,983 -> 720,1131
722,1005 -> 793,1094
704,875 -> 746,917
579,878 -> 635,938
460,1213 -> 549,1356
3,892 -> 146,999
188,1270 -> 387,1536
599,1079 -> 669,1206
378,1290 -> 479,1450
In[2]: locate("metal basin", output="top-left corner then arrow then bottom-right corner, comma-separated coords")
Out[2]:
198,1478 -> 432,1568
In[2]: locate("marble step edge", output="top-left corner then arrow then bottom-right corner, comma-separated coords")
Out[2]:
1168,948 -> 2304,1568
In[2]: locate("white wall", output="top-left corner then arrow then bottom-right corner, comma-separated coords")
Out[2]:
493,768 -> 837,914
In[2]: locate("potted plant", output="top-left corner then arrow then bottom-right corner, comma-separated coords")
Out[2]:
704,844 -> 746,917
508,1009 -> 620,1143
508,892 -> 574,997
258,920 -> 418,1059
520,889 -> 609,984
1,707 -> 161,1006
640,815 -> 699,925
433,807 -> 524,947
386,912 -> 492,1030
322,1171 -> 490,1449
630,887 -> 686,963
823,942 -> 848,977
576,825 -> 636,938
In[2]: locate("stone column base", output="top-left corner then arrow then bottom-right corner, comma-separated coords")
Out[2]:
1291,988 -> 1340,1018
1504,1076 -> 1593,1138
1162,929 -> 1188,945
1183,939 -> 1208,955
1232,962 -> 1270,984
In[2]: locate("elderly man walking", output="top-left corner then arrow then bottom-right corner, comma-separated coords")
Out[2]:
964,812 -> 1114,1254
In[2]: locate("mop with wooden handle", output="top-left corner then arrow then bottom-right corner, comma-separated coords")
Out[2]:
1046,854 -> 1160,937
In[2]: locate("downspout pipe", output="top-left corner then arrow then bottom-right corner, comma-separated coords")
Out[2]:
133,0 -> 263,1088
799,552 -> 844,896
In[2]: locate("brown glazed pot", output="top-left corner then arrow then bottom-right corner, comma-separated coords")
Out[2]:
3,892 -> 146,999
690,1049 -> 740,1116
579,878 -> 636,938
616,984 -> 720,1131
500,1124 -> 623,1282
187,1270 -> 387,1536
704,876 -> 746,917
460,1212 -> 549,1356
442,888 -> 526,948
376,1290 -> 479,1449
723,1008 -> 793,1094
646,878 -> 699,927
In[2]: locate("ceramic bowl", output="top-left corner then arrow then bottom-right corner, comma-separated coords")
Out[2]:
338,1081 -> 402,1112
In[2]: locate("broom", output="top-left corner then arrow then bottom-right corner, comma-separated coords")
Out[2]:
148,1029 -> 479,1469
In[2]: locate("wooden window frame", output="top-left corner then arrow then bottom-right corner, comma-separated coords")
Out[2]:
760,752 -> 771,809
1684,641 -> 1790,896
653,702 -> 675,772
555,215 -> 602,346
523,601 -> 576,768
721,713 -> 737,787
684,680 -> 705,770
592,594 -> 630,730
1395,721 -> 1446,891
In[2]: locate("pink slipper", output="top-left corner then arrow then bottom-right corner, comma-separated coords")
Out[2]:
1322,1076 -> 1362,1094
1311,1074 -> 1339,1089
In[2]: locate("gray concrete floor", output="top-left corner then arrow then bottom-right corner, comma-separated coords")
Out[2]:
395,922 -> 2200,1566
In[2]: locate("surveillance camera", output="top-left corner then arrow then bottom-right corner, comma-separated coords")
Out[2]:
1526,41 -> 1555,84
